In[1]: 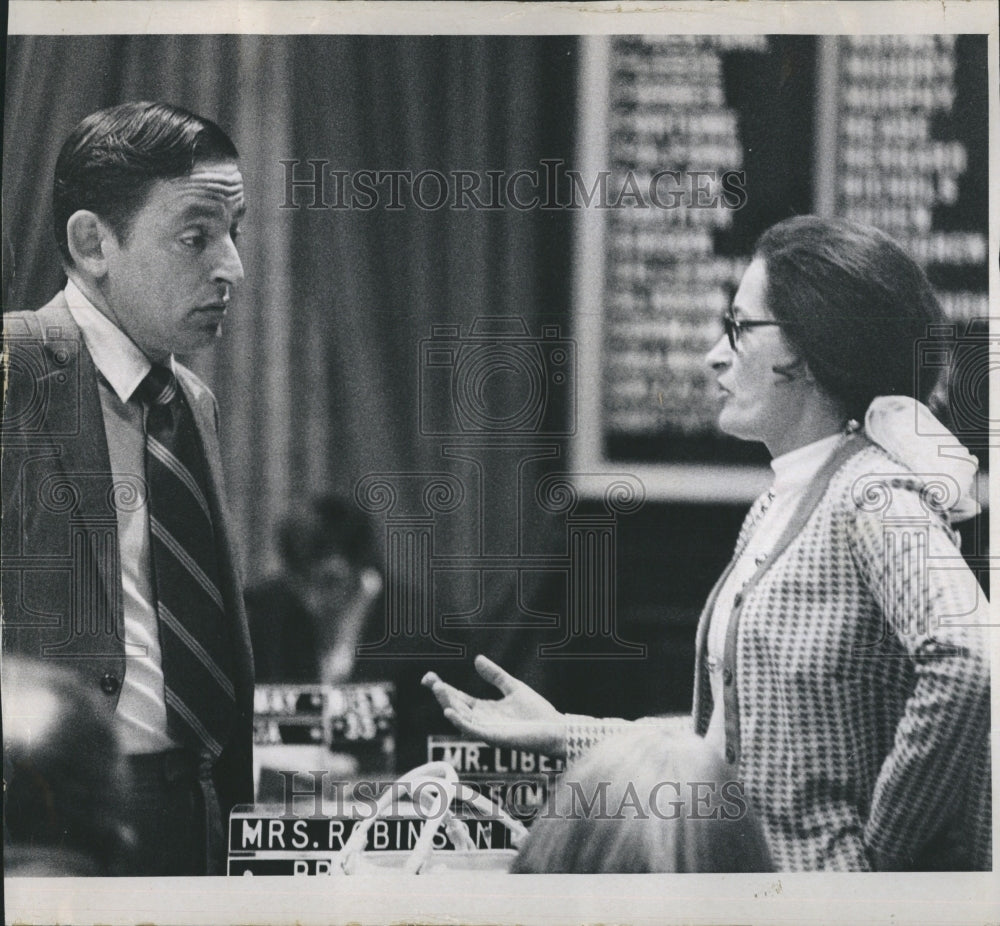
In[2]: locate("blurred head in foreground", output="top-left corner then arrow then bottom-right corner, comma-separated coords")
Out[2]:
3,657 -> 132,875
512,728 -> 771,873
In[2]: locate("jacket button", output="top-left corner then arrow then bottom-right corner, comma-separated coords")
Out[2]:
725,745 -> 736,764
100,672 -> 120,695
723,667 -> 733,685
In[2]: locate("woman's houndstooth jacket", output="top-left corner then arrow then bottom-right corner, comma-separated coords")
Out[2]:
566,434 -> 991,871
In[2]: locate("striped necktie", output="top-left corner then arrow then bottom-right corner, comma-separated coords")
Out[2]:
140,364 -> 235,758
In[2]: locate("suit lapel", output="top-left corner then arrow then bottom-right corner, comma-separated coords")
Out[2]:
34,298 -> 113,486
691,558 -> 739,730
34,297 -> 122,647
739,432 -> 868,600
691,433 -> 869,729
175,372 -> 252,690
175,373 -> 232,571
177,377 -> 221,495
693,558 -> 739,665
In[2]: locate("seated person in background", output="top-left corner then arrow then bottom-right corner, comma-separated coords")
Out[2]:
512,727 -> 771,873
245,494 -> 383,684
3,657 -> 133,876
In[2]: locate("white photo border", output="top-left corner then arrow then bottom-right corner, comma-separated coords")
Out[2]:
4,2 -> 998,925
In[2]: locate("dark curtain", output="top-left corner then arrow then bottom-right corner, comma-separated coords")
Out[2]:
3,37 -> 578,723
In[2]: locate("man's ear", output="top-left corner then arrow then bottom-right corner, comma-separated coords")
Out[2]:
65,210 -> 114,277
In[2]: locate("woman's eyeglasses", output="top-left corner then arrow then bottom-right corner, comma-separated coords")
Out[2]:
722,311 -> 787,351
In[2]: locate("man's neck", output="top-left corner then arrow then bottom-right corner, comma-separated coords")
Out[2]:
65,274 -> 168,365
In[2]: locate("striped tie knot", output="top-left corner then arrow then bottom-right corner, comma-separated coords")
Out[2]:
139,363 -> 179,406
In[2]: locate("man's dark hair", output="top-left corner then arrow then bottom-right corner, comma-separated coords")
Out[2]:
279,495 -> 380,575
53,101 -> 239,266
754,215 -> 946,421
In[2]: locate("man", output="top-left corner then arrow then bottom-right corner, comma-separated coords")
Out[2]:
2,101 -> 253,875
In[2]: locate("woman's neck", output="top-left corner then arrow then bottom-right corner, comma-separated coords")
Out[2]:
764,392 -> 847,458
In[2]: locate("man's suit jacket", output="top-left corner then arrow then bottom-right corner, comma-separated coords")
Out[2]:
2,294 -> 254,820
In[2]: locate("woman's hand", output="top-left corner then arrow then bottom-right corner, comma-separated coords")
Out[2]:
422,655 -> 567,759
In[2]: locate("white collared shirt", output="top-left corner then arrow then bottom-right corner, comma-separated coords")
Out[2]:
704,432 -> 843,761
65,279 -> 177,754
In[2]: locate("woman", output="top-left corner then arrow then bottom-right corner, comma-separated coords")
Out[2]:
423,216 -> 991,871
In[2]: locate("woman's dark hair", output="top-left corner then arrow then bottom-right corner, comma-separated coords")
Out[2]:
53,100 -> 239,266
754,215 -> 946,420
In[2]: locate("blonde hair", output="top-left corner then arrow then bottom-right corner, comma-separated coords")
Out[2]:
512,728 -> 771,873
